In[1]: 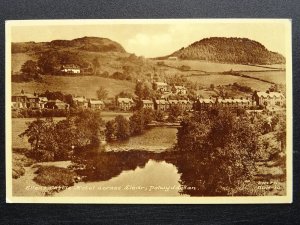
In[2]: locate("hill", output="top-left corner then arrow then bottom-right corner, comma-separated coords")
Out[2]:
11,37 -> 157,81
165,37 -> 285,65
12,36 -> 126,54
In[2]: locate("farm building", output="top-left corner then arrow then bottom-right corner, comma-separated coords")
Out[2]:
61,64 -> 81,74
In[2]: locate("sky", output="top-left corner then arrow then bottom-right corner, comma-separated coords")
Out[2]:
9,20 -> 290,58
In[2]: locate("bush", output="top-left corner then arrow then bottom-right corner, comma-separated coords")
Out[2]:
33,166 -> 75,186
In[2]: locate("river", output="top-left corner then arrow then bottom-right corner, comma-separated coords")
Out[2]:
12,117 -> 185,196
55,159 -> 184,196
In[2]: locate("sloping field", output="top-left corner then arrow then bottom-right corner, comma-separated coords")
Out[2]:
157,59 -> 283,73
12,75 -> 135,98
187,74 -> 272,91
11,53 -> 36,74
241,71 -> 286,84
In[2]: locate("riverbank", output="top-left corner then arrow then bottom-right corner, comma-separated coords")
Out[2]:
12,150 -> 74,196
12,147 -> 286,197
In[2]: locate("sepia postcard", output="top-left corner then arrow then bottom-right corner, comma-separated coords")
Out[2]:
5,19 -> 292,204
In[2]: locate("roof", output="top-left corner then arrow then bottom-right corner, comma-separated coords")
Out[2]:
47,99 -> 66,104
62,64 -> 80,69
156,99 -> 168,104
89,100 -> 104,104
155,82 -> 168,86
13,93 -> 37,98
256,92 -> 284,98
117,98 -> 134,103
142,100 -> 153,104
39,97 -> 48,101
198,98 -> 214,104
218,98 -> 251,104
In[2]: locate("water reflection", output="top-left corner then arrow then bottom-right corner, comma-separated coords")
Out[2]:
59,150 -> 206,197
57,154 -> 183,196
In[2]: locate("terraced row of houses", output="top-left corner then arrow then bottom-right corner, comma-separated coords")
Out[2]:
12,90 -> 285,113
11,91 -> 105,110
116,98 -> 194,111
196,91 -> 285,110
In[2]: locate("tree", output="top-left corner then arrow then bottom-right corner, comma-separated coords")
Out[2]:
114,115 -> 130,140
20,60 -> 39,80
171,85 -> 177,94
129,111 -> 145,135
276,115 -> 286,151
37,51 -> 61,74
175,109 -> 259,196
19,118 -> 58,161
92,57 -> 101,75
64,94 -> 75,108
96,87 -> 108,100
72,110 -> 105,148
154,110 -> 165,122
168,105 -> 182,122
105,120 -> 117,141
142,82 -> 152,99
20,111 -> 105,161
134,82 -> 144,99
37,51 -> 88,75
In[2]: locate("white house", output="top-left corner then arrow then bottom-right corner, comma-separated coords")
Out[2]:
61,64 -> 81,74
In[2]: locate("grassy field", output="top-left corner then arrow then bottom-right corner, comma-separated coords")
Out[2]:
12,75 -> 135,98
187,74 -> 273,91
156,59 -> 283,73
241,71 -> 286,85
11,53 -> 36,74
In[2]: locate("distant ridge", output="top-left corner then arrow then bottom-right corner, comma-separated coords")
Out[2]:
162,37 -> 285,65
12,36 -> 126,53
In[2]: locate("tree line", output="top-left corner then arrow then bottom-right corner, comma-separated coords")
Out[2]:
174,108 -> 286,196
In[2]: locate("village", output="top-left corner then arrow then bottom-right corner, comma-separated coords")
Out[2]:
11,74 -> 285,117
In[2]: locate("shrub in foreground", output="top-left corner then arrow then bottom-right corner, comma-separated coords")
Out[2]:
33,166 -> 76,187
